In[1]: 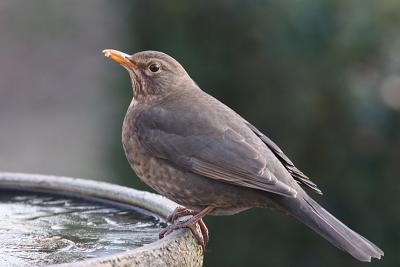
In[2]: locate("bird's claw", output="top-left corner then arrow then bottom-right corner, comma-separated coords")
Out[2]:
159,218 -> 208,254
166,207 -> 196,223
160,207 -> 210,254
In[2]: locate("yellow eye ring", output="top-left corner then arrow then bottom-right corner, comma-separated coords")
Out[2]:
148,63 -> 161,73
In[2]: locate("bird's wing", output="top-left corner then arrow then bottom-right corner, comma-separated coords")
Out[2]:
134,105 -> 297,198
245,122 -> 322,194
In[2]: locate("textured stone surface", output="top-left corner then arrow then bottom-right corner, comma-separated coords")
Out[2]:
55,229 -> 203,267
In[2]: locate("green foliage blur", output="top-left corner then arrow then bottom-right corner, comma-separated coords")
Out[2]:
107,1 -> 399,266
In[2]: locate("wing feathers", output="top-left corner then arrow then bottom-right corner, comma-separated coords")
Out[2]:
245,122 -> 322,194
135,104 -> 299,198
189,158 -> 297,197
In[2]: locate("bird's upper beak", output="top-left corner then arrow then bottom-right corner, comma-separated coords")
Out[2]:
102,49 -> 137,69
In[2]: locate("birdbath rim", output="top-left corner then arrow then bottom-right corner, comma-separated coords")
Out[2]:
0,172 -> 203,267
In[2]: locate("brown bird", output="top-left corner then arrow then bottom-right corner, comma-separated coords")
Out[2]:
102,49 -> 383,262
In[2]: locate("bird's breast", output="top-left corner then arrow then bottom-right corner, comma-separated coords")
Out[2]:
122,104 -> 190,201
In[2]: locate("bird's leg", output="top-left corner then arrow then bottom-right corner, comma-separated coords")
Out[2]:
166,207 -> 197,223
159,206 -> 214,253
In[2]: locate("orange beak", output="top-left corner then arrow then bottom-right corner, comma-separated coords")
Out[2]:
102,49 -> 137,69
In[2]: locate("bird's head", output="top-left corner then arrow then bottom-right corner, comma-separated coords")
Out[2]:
102,49 -> 193,101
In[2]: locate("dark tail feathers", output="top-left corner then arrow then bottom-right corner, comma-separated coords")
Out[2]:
283,196 -> 384,262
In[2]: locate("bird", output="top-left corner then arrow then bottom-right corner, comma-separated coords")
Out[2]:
102,49 -> 383,262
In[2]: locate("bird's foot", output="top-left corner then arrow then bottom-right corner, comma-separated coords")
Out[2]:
166,207 -> 197,223
159,217 -> 208,253
159,206 -> 214,254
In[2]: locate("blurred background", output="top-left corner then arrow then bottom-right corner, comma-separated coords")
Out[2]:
0,0 -> 398,266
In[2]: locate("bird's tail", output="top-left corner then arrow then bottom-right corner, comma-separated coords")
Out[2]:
281,195 -> 384,262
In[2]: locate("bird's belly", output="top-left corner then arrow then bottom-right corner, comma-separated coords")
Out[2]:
133,156 -> 193,203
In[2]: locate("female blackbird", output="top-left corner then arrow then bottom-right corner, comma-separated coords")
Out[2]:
103,49 -> 383,262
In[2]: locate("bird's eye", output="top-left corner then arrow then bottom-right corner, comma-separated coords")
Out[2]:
148,63 -> 161,73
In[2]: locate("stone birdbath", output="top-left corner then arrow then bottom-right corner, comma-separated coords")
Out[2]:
0,172 -> 203,267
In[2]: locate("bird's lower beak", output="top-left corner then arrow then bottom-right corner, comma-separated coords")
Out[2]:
102,49 -> 137,69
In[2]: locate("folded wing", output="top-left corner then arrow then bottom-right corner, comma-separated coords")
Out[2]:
135,106 -> 297,198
